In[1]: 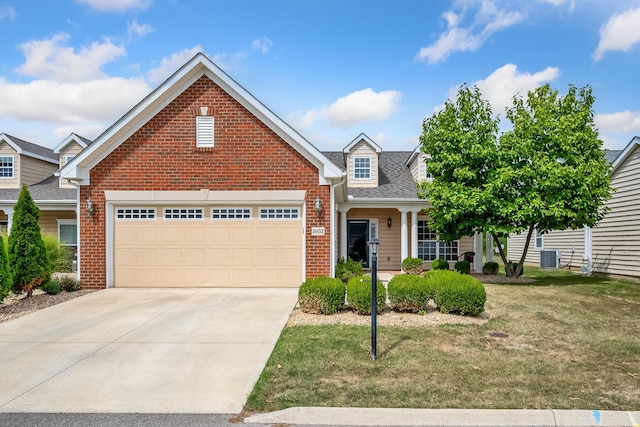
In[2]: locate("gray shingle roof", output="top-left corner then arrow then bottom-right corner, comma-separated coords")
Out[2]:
322,151 -> 419,199
605,149 -> 622,164
0,133 -> 58,163
0,175 -> 76,202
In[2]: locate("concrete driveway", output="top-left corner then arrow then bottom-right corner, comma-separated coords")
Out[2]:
0,288 -> 298,414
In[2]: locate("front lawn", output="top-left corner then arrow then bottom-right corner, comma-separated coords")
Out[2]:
246,270 -> 640,411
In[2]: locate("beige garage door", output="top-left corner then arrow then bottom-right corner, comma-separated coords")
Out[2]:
114,206 -> 303,287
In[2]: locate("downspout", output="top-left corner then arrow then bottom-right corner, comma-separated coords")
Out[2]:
583,225 -> 592,276
330,173 -> 347,278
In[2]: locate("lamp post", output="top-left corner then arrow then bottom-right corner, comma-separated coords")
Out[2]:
368,237 -> 380,361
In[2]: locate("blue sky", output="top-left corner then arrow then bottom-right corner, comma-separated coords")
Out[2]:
1,0 -> 639,152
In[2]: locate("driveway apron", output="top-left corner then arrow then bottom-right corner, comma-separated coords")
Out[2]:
0,288 -> 298,414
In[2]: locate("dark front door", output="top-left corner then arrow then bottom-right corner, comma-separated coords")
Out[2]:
347,220 -> 369,268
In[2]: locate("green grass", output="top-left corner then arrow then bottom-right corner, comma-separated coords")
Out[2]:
246,270 -> 640,412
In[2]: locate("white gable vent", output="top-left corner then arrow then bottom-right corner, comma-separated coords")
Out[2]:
540,249 -> 561,269
196,115 -> 214,147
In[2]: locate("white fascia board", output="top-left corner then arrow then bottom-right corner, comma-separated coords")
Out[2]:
611,136 -> 640,173
53,133 -> 88,154
339,198 -> 430,211
405,145 -> 421,166
343,133 -> 382,154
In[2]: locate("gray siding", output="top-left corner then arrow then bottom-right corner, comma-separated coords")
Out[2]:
508,228 -> 585,268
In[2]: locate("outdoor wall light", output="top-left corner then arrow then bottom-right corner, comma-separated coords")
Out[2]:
387,217 -> 392,229
86,197 -> 95,216
314,197 -> 322,213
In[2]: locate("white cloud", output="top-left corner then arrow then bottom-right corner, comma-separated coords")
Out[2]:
145,46 -> 203,84
289,88 -> 402,130
416,1 -> 523,63
0,77 -> 150,124
74,0 -> 151,12
470,63 -> 560,114
595,111 -> 640,134
16,33 -> 126,82
593,7 -> 640,61
128,20 -> 154,39
252,37 -> 273,54
0,6 -> 16,21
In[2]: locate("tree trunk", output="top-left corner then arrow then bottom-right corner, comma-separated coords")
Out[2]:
491,233 -> 512,276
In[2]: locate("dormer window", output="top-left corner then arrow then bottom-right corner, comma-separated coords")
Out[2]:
65,155 -> 74,164
196,115 -> 214,148
0,156 -> 14,178
354,157 -> 371,179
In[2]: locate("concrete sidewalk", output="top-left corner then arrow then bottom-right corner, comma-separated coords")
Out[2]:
244,407 -> 640,426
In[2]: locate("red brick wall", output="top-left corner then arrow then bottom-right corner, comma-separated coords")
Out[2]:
79,75 -> 331,288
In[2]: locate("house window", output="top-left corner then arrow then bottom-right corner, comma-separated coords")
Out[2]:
0,156 -> 14,178
353,157 -> 371,179
535,229 -> 544,250
164,208 -> 204,220
259,207 -> 300,219
211,208 -> 252,220
196,115 -> 214,147
417,220 -> 459,261
58,222 -> 77,247
116,208 -> 156,220
65,155 -> 75,164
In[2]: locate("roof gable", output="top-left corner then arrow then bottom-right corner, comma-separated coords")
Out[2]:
610,137 -> 638,173
0,133 -> 58,164
53,133 -> 91,154
343,133 -> 382,154
60,52 -> 342,184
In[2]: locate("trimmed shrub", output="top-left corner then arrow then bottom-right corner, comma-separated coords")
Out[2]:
298,277 -> 345,314
387,274 -> 433,312
482,261 -> 499,275
430,272 -> 486,316
401,257 -> 424,275
335,257 -> 363,283
59,275 -> 80,292
0,233 -> 10,303
454,260 -> 470,275
346,275 -> 385,315
431,259 -> 450,271
9,186 -> 50,297
42,280 -> 61,295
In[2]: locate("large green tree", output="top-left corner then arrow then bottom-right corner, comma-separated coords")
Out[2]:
420,84 -> 612,277
8,185 -> 50,297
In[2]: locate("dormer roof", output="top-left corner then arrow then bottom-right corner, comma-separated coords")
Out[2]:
343,133 -> 382,154
0,133 -> 58,163
53,133 -> 93,154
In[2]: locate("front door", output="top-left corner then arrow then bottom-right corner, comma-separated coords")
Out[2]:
347,220 -> 369,268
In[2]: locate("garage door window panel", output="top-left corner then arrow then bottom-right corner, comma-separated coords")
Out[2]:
211,208 -> 252,220
164,208 -> 204,220
116,208 -> 156,220
259,207 -> 300,220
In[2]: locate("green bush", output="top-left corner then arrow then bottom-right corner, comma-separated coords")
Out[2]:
298,277 -> 345,314
387,274 -> 433,312
42,232 -> 72,273
431,259 -> 450,271
429,272 -> 486,316
454,260 -> 470,275
401,257 -> 424,275
42,280 -> 61,295
0,233 -> 10,304
346,275 -> 385,315
335,257 -> 363,283
482,261 -> 499,275
59,275 -> 80,292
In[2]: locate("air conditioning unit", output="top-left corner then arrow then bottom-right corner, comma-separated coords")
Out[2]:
540,249 -> 562,269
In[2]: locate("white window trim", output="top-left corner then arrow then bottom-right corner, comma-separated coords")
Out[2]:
163,207 -> 205,220
115,207 -> 157,220
259,207 -> 300,220
534,229 -> 544,251
57,219 -> 77,247
353,157 -> 371,180
196,115 -> 215,148
211,207 -> 252,220
417,219 -> 460,261
0,155 -> 14,179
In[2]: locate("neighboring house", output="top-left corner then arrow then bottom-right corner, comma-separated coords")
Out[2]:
0,133 -> 87,261
56,53 -> 483,289
508,139 -> 640,278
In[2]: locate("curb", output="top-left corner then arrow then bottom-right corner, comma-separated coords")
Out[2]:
244,407 -> 640,426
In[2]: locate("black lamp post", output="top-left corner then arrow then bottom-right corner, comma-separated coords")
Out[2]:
368,237 -> 380,361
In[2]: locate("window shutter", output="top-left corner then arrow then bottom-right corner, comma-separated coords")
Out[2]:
196,116 -> 214,147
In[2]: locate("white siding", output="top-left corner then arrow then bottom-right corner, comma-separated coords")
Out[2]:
21,156 -> 57,186
59,142 -> 84,188
408,153 -> 428,181
508,228 -> 585,267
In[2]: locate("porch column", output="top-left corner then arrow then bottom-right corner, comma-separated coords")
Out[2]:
485,232 -> 494,262
410,211 -> 418,258
339,208 -> 348,260
400,209 -> 408,261
473,231 -> 483,273
5,207 -> 13,233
